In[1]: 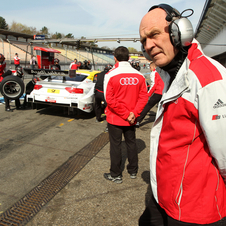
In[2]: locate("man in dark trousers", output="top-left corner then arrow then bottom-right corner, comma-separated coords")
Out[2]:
94,64 -> 112,122
103,46 -> 148,184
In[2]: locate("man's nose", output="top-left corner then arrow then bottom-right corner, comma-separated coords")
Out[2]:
145,38 -> 155,51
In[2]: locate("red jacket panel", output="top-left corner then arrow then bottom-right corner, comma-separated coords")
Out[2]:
0,61 -> 6,82
70,62 -> 78,70
104,62 -> 148,126
150,39 -> 226,224
148,69 -> 164,96
14,56 -> 20,65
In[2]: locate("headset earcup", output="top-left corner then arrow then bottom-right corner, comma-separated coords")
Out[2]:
141,44 -> 152,61
169,21 -> 180,48
170,18 -> 193,47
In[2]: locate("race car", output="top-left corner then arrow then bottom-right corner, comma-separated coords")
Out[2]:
27,69 -> 100,113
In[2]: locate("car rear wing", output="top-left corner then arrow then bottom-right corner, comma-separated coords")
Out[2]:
24,68 -> 69,77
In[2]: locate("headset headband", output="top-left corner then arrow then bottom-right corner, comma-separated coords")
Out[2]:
148,4 -> 180,22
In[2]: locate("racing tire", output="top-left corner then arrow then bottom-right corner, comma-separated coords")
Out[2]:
0,75 -> 24,100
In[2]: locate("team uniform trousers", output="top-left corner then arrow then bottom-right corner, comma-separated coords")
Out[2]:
108,123 -> 137,177
94,90 -> 105,121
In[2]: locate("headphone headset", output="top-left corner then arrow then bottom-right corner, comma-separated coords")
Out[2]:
141,3 -> 194,61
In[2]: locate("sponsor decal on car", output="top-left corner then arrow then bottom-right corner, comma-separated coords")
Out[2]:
47,89 -> 60,94
45,97 -> 56,103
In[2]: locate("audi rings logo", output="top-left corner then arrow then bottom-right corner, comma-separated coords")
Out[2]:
120,77 -> 139,85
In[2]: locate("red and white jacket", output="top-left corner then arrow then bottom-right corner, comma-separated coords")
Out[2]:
0,61 -> 6,82
14,55 -> 20,65
104,61 -> 148,126
69,62 -> 78,70
148,69 -> 164,96
150,39 -> 226,224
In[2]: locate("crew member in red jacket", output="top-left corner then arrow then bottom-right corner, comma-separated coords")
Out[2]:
0,54 -> 6,82
69,58 -> 78,70
0,53 -> 13,111
103,46 -> 148,184
136,62 -> 164,127
14,53 -> 20,69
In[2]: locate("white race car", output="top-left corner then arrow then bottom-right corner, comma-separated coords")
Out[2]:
27,69 -> 100,113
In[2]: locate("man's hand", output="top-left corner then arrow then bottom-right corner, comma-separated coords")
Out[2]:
127,112 -> 136,124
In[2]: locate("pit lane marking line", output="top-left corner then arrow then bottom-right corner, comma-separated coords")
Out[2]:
58,119 -> 74,127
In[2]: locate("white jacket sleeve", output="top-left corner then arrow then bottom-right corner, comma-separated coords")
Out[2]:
198,79 -> 226,183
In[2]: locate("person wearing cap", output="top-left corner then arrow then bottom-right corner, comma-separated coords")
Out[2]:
84,60 -> 92,70
139,3 -> 226,225
14,53 -> 20,69
53,58 -> 61,70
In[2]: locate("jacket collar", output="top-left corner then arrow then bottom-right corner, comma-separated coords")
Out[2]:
155,39 -> 200,118
114,61 -> 131,68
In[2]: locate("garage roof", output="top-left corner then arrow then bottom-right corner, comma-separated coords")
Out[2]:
0,28 -> 33,40
195,0 -> 226,48
33,46 -> 61,53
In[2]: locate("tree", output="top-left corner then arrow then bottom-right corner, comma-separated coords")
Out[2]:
65,33 -> 74,38
128,47 -> 138,53
10,21 -> 37,34
89,41 -> 98,47
101,46 -> 110,50
40,26 -> 49,35
0,16 -> 8,30
50,32 -> 63,39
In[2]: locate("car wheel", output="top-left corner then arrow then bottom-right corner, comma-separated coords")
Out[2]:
0,76 -> 25,100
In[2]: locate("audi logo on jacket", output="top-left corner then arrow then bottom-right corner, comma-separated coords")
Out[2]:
103,61 -> 148,126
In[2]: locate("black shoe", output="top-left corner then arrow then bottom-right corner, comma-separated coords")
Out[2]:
104,127 -> 108,132
96,118 -> 104,123
104,173 -> 122,184
130,173 -> 137,179
5,108 -> 13,112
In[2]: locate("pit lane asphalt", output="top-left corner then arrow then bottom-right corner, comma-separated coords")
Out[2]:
0,68 -> 155,226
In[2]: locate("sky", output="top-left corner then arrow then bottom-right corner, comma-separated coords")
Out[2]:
1,0 -> 207,50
